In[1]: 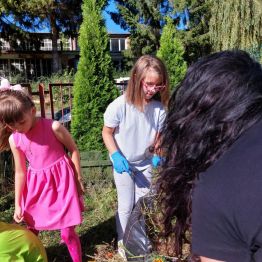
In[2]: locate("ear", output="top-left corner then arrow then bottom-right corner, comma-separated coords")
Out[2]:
31,106 -> 37,116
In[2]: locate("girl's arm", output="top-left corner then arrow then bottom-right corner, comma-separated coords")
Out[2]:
154,132 -> 162,154
102,125 -> 130,174
151,132 -> 164,168
52,121 -> 84,195
102,126 -> 117,154
9,135 -> 26,223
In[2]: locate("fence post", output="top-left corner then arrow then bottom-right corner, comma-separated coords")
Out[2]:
38,83 -> 46,118
49,83 -> 55,119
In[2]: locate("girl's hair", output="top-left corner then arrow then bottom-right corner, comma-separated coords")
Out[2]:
0,90 -> 34,151
155,50 -> 262,255
125,55 -> 170,111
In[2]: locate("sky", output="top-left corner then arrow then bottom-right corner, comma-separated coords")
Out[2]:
4,0 -> 129,34
103,1 -> 129,34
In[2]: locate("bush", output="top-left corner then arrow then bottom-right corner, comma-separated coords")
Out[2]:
157,17 -> 187,91
71,0 -> 119,152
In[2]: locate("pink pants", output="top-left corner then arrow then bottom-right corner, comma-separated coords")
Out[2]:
29,226 -> 82,262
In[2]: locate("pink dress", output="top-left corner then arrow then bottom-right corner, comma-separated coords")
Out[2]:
12,118 -> 83,230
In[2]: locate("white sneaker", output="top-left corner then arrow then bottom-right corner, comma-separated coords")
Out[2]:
118,240 -> 127,261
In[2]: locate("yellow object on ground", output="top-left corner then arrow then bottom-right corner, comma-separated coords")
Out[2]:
0,222 -> 47,262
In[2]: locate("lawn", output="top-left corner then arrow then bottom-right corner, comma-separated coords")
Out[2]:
0,165 -> 125,262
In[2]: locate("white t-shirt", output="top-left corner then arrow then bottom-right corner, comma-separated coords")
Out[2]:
104,95 -> 166,169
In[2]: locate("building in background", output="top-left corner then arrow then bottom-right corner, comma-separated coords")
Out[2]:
109,33 -> 130,70
0,32 -> 130,81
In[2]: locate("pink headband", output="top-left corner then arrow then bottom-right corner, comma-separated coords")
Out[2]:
0,77 -> 23,91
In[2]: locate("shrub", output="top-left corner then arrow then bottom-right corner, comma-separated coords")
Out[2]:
71,0 -> 118,152
157,17 -> 187,91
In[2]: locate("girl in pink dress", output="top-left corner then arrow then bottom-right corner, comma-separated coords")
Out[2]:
0,78 -> 84,262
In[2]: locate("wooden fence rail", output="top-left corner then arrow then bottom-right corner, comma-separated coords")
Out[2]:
0,151 -> 111,188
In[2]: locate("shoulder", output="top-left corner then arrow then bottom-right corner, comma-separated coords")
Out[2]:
206,119 -> 262,179
105,95 -> 127,115
51,120 -> 63,132
9,132 -> 22,149
37,117 -> 53,128
107,95 -> 126,108
193,119 -> 262,210
8,134 -> 15,148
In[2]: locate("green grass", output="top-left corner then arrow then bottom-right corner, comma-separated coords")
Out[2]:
42,166 -> 120,261
0,166 -> 122,262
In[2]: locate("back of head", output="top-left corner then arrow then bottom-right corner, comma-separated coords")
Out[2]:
165,50 -> 262,165
155,50 -> 262,255
125,55 -> 170,110
0,89 -> 34,151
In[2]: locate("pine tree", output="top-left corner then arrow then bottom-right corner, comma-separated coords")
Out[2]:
157,17 -> 187,90
71,0 -> 118,152
171,0 -> 212,64
110,0 -> 171,66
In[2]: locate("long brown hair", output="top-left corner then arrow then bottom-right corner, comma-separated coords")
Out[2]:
0,90 -> 34,151
125,55 -> 170,111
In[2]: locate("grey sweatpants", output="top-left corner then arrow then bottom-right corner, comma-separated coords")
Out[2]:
113,166 -> 152,241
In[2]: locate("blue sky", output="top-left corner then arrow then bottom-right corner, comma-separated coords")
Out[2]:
103,1 -> 129,33
4,1 -> 129,34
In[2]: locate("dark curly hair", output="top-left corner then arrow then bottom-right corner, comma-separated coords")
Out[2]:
155,50 -> 262,256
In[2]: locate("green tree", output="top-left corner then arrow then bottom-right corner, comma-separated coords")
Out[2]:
110,0 -> 172,66
157,17 -> 187,90
209,0 -> 262,61
71,0 -> 118,152
0,0 -> 82,72
171,0 -> 212,64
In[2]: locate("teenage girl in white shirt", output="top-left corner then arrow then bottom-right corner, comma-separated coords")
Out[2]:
102,55 -> 170,258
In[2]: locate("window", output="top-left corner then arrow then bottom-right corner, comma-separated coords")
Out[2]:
0,38 -> 10,50
10,59 -> 25,74
110,38 -> 126,52
62,39 -> 70,51
25,41 -> 35,51
41,39 -> 52,51
0,59 -> 9,75
25,59 -> 41,79
120,39 -> 125,51
110,39 -> 119,52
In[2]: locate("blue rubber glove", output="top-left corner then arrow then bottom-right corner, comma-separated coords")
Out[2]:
111,151 -> 130,174
152,155 -> 161,168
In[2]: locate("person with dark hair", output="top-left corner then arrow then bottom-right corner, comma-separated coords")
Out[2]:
155,50 -> 262,261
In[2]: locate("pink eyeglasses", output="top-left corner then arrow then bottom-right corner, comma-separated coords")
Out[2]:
142,80 -> 166,92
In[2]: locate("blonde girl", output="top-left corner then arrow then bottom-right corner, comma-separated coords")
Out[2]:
102,55 -> 170,257
0,79 -> 84,262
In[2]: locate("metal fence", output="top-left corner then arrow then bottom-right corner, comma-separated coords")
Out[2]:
0,81 -> 122,192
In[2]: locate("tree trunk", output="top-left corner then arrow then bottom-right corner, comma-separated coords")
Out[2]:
50,13 -> 61,73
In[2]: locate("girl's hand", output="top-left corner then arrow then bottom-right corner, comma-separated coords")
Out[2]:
14,206 -> 24,223
76,178 -> 85,196
111,151 -> 130,174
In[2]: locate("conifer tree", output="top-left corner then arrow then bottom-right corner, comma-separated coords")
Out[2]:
71,0 -> 118,152
171,0 -> 212,64
157,17 -> 187,90
110,0 -> 171,65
